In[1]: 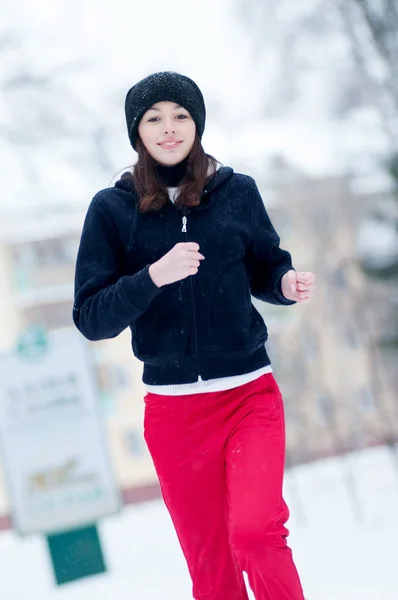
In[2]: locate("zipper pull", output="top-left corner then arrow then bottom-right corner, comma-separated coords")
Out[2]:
182,215 -> 187,233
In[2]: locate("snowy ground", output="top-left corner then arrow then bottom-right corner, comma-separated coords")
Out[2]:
1,445 -> 398,599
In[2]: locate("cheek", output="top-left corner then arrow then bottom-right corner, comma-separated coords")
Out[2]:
138,125 -> 156,150
187,122 -> 196,144
180,122 -> 196,155
138,128 -> 161,161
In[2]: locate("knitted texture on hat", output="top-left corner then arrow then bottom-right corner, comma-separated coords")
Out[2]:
125,71 -> 206,150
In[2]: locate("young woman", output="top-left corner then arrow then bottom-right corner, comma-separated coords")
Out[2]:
73,71 -> 315,600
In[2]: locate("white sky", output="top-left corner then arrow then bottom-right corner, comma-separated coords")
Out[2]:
0,0 -> 391,208
3,0 -> 258,116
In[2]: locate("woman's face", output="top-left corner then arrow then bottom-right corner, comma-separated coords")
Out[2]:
138,101 -> 196,166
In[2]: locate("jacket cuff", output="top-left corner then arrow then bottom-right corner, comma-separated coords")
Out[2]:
122,265 -> 164,312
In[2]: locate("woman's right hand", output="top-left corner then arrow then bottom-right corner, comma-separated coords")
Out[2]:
149,242 -> 205,287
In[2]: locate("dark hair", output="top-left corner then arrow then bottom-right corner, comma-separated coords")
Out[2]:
131,134 -> 218,213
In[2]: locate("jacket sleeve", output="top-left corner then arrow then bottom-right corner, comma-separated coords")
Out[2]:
73,194 -> 163,341
244,178 -> 296,306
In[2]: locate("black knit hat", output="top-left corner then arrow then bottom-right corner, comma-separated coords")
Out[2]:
125,71 -> 206,150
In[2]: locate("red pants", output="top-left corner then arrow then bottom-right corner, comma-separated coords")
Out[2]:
144,373 -> 305,600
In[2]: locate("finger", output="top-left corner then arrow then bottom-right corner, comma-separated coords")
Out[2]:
296,272 -> 315,284
189,260 -> 201,268
184,242 -> 200,252
188,252 -> 205,260
285,269 -> 297,293
182,248 -> 204,260
298,293 -> 312,302
296,272 -> 311,283
293,292 -> 308,301
297,282 -> 316,292
187,249 -> 205,259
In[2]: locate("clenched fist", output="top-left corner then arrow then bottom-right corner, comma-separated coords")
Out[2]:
149,242 -> 205,287
281,270 -> 316,303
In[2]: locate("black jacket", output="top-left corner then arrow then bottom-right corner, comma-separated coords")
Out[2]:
73,167 -> 295,385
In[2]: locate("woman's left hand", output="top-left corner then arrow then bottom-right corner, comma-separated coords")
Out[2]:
281,270 -> 316,303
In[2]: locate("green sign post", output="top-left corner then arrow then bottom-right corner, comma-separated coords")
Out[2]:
46,524 -> 107,586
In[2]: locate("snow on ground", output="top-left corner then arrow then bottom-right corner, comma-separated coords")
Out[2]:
1,445 -> 398,599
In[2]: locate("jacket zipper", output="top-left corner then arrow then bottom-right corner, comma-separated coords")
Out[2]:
181,212 -> 202,379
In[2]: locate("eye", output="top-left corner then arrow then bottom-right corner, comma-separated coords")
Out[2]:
176,114 -> 188,120
148,117 -> 159,123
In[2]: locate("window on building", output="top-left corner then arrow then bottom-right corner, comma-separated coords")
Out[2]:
333,268 -> 347,289
111,365 -> 130,389
23,302 -> 74,330
313,206 -> 331,234
265,338 -> 279,363
12,237 -> 79,270
317,395 -> 334,425
283,397 -> 303,426
345,324 -> 361,348
96,364 -> 130,394
356,388 -> 376,414
59,237 -> 80,262
269,210 -> 292,238
301,328 -> 319,359
125,429 -> 146,457
11,245 -> 36,268
33,239 -> 72,266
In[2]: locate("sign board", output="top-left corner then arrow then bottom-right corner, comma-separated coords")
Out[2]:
0,327 -> 121,535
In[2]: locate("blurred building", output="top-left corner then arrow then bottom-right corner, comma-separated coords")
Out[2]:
0,206 -> 157,526
0,171 -> 397,525
259,170 -> 398,465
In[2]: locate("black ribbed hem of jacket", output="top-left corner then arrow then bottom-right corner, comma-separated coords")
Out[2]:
141,344 -> 271,386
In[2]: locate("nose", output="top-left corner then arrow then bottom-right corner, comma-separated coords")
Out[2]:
164,117 -> 176,135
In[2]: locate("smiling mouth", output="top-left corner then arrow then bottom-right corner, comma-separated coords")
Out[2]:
158,141 -> 183,150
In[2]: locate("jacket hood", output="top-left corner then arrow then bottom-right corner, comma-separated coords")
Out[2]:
203,164 -> 233,195
114,171 -> 136,193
